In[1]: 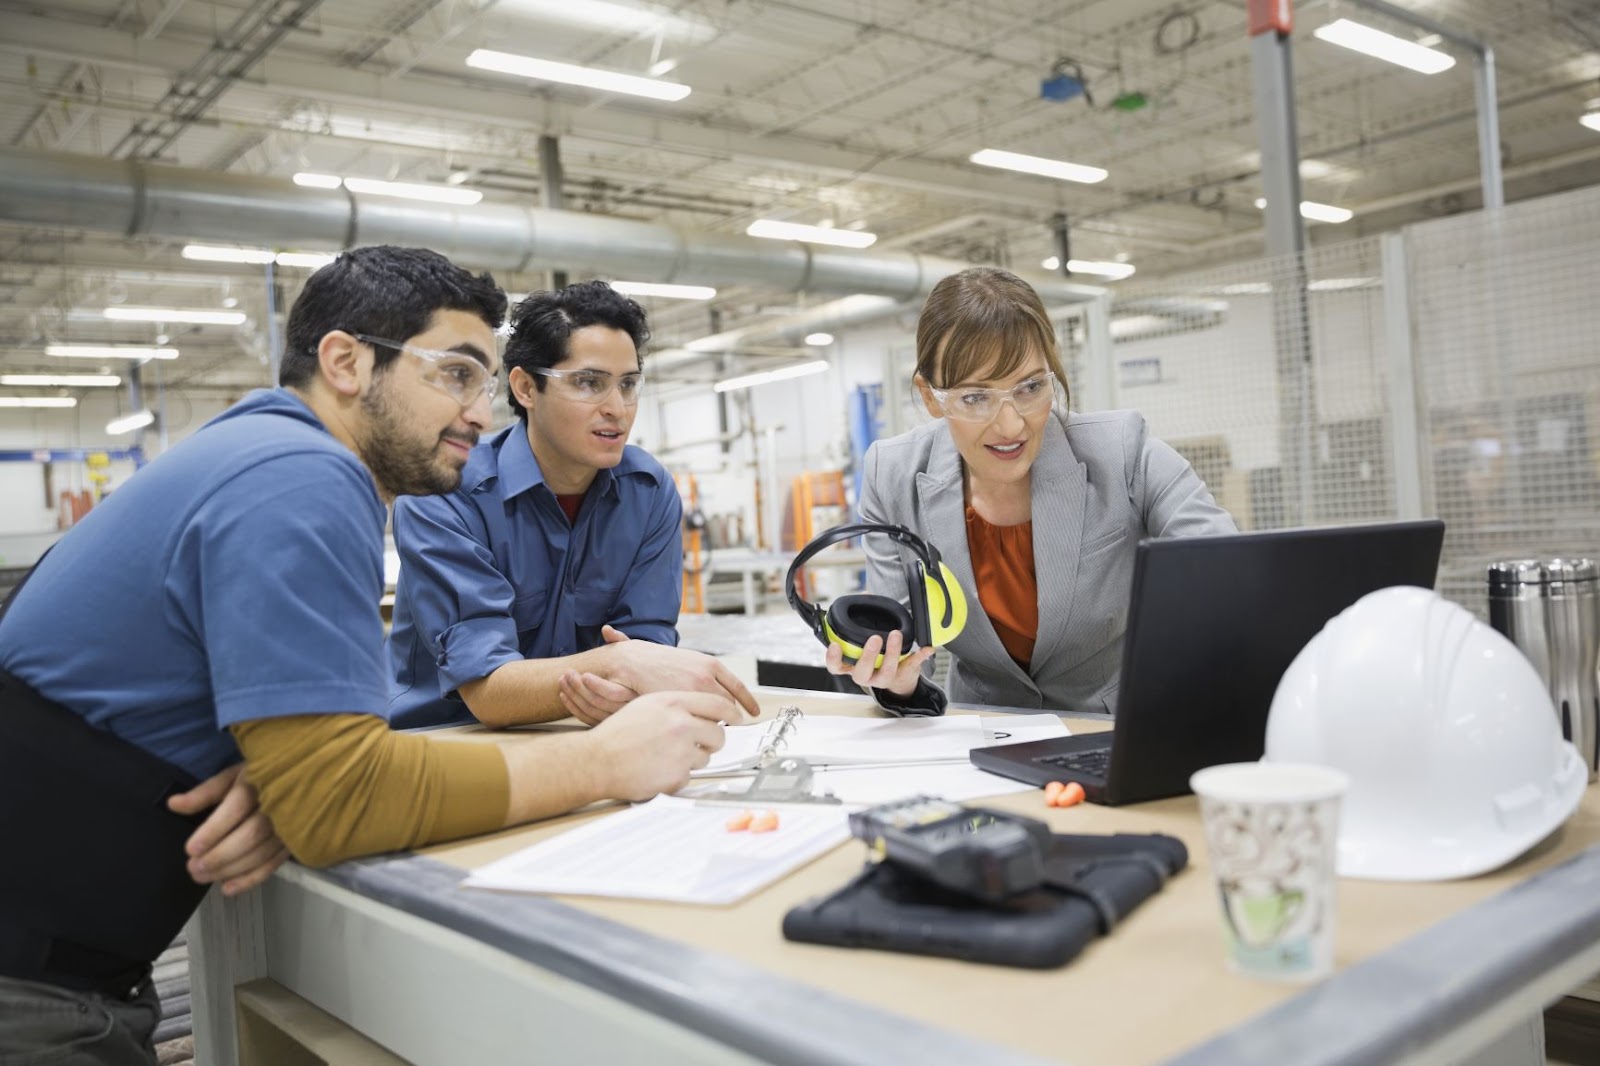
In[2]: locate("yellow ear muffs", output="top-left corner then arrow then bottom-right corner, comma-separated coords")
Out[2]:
824,594 -> 917,668
924,561 -> 968,646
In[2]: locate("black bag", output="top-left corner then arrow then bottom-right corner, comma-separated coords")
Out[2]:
782,831 -> 1187,969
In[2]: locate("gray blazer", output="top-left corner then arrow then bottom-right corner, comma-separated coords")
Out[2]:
858,408 -> 1236,714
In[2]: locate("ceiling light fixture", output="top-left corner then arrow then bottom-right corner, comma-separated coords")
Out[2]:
292,172 -> 482,205
183,244 -> 275,265
1041,257 -> 1136,279
969,148 -> 1107,184
0,374 -> 123,387
46,345 -> 180,360
804,333 -> 835,346
1581,112 -> 1600,133
0,396 -> 78,409
714,360 -> 830,393
608,281 -> 717,300
1254,198 -> 1355,224
274,251 -> 338,269
103,307 -> 248,325
106,409 -> 156,434
498,0 -> 669,33
1312,18 -> 1456,74
182,244 -> 337,269
746,220 -> 877,248
466,48 -> 691,102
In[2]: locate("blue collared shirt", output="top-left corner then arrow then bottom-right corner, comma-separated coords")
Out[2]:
385,423 -> 683,728
0,389 -> 390,779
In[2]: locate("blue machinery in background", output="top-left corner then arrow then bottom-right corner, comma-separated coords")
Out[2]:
847,384 -> 884,510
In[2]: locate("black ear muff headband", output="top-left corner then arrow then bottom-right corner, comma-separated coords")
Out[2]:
785,522 -> 967,667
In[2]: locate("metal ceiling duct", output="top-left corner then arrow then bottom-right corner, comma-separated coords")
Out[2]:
0,148 -> 1106,306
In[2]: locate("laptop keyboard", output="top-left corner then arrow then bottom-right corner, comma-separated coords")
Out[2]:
1036,746 -> 1112,779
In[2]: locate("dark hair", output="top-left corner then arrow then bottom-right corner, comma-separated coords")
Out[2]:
915,266 -> 1070,408
504,281 -> 650,420
278,246 -> 506,388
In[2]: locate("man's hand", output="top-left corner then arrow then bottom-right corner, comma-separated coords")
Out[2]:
584,690 -> 749,800
558,669 -> 637,726
824,630 -> 934,697
595,625 -> 762,718
167,763 -> 291,896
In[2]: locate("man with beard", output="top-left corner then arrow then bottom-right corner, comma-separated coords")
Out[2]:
0,248 -> 745,1066
387,280 -> 760,728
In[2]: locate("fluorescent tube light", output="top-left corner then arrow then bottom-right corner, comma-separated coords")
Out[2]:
804,333 -> 835,346
969,149 -> 1107,185
1312,19 -> 1455,74
499,0 -> 671,33
466,49 -> 691,102
0,374 -> 122,387
275,251 -> 338,269
0,397 -> 78,408
713,360 -> 829,393
293,172 -> 480,204
1042,256 -> 1136,279
1582,112 -> 1600,133
1254,198 -> 1355,224
746,220 -> 877,248
340,177 -> 482,205
46,345 -> 180,360
608,281 -> 717,300
106,409 -> 156,434
103,307 -> 248,325
183,244 -> 276,265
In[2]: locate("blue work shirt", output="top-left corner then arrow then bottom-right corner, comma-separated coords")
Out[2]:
0,389 -> 390,780
385,423 -> 683,729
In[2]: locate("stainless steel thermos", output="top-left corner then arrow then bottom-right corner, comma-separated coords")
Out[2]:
1488,559 -> 1600,781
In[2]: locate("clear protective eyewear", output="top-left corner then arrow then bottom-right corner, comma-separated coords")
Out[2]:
926,374 -> 1058,423
531,367 -> 644,406
354,333 -> 500,406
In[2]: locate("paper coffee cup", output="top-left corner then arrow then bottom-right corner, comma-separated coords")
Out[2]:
1190,761 -> 1349,983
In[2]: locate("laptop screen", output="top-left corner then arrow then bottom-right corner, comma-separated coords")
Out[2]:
1103,519 -> 1446,803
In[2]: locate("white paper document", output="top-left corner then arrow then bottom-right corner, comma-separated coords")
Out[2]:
462,795 -> 852,905
700,712 -> 988,775
811,714 -> 1072,805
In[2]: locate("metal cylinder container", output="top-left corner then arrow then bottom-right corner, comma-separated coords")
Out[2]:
1488,559 -> 1600,780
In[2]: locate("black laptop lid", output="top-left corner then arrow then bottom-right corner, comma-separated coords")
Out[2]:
1104,519 -> 1445,804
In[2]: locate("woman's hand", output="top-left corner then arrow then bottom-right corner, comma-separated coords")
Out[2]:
823,630 -> 935,697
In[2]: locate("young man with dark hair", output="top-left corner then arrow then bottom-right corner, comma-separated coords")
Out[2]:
0,251 -> 743,1065
387,280 -> 760,728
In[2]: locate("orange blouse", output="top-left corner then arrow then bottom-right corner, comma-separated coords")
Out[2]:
964,506 -> 1038,669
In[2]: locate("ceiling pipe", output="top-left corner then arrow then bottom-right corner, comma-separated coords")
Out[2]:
0,147 -> 1106,307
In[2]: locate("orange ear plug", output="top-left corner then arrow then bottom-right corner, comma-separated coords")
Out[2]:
1051,782 -> 1086,808
1044,781 -> 1066,805
725,810 -> 754,831
749,810 -> 780,833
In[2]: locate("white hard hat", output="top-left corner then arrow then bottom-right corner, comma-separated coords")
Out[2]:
1264,585 -> 1585,882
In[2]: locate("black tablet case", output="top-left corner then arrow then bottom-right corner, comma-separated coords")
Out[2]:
782,831 -> 1188,969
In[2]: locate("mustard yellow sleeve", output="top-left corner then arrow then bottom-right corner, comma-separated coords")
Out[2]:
231,713 -> 511,867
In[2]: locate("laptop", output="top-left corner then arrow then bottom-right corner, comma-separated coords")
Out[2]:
969,520 -> 1445,805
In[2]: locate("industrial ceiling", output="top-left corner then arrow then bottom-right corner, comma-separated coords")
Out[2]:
0,0 -> 1597,393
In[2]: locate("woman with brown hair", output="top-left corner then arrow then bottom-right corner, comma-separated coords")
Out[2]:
826,266 -> 1235,715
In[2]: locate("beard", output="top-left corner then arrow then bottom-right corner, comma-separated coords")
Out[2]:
359,379 -> 476,498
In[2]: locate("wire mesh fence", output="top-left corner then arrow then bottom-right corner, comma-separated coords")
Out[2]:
1091,182 -> 1600,619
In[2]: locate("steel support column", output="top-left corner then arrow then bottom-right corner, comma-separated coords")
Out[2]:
1249,0 -> 1315,524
